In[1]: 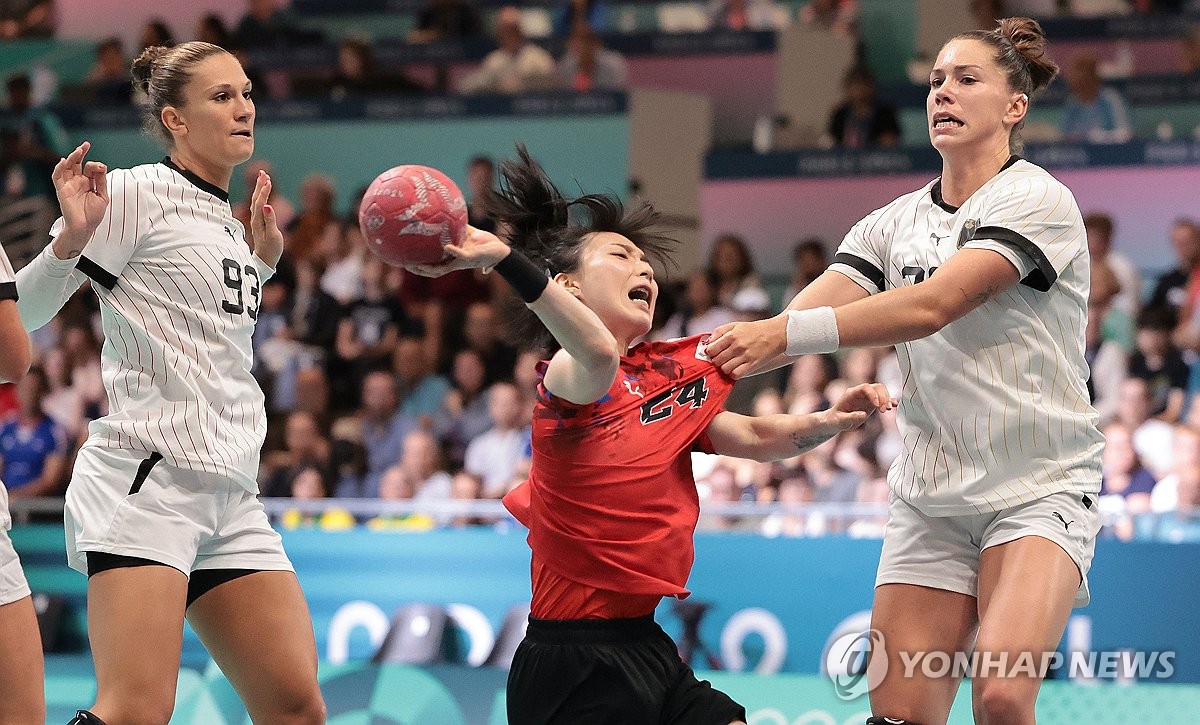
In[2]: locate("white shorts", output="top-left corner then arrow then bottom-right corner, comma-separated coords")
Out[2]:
0,527 -> 31,607
877,491 -> 1100,607
65,445 -> 293,577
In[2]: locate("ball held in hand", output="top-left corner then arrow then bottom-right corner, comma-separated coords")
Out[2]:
357,165 -> 468,266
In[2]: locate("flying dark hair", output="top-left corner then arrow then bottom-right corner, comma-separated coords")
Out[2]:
485,144 -> 677,352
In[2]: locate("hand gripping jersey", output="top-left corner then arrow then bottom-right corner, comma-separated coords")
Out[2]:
830,157 -> 1103,515
16,160 -> 272,492
504,335 -> 734,610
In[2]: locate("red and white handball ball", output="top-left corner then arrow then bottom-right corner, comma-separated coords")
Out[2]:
357,165 -> 468,267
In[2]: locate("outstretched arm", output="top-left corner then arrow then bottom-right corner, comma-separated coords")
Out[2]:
704,382 -> 893,461
707,248 -> 1020,377
408,226 -> 619,404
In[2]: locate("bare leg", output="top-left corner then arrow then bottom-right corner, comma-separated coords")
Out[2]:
186,570 -> 325,724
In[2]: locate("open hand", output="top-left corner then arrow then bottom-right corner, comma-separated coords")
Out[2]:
51,141 -> 108,257
249,168 -> 284,267
406,225 -> 512,278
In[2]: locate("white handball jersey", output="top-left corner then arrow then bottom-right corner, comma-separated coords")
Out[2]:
16,160 -> 273,492
830,157 -> 1103,516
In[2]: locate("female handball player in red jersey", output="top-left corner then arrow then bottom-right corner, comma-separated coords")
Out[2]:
409,146 -> 894,725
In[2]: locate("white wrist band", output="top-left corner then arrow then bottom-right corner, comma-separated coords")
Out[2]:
785,307 -> 840,357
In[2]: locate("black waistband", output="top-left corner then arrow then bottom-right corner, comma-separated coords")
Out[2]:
525,614 -> 662,644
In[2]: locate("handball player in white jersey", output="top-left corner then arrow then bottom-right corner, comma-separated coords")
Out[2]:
706,18 -> 1102,725
16,42 -> 325,724
0,245 -> 39,723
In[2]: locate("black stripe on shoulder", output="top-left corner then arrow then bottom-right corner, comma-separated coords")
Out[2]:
77,255 -> 119,290
970,225 -> 1056,292
833,252 -> 886,292
0,282 -> 16,301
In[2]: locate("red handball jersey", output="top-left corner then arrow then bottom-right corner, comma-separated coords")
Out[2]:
503,335 -> 734,617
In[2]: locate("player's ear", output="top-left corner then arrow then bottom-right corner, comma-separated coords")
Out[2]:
161,106 -> 185,135
553,271 -> 581,297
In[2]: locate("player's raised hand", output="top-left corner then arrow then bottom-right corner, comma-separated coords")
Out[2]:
407,225 -> 512,277
51,141 -> 108,258
705,315 -> 788,378
249,168 -> 284,267
826,382 -> 895,431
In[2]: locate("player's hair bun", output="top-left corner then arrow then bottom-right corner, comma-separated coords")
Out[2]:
997,17 -> 1058,94
131,45 -> 171,96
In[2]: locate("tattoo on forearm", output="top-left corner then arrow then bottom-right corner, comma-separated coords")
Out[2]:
961,282 -> 999,306
790,430 -> 833,453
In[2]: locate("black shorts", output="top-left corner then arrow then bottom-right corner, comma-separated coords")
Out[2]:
506,614 -> 746,725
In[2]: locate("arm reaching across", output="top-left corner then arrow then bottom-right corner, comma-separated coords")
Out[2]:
706,248 -> 1020,378
704,382 -> 894,461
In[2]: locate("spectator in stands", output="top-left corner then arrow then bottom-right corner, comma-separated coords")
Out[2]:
1147,218 -> 1200,328
707,0 -> 788,32
969,0 -> 1004,30
465,155 -> 497,232
0,367 -> 68,498
1150,423 -> 1200,515
1129,307 -> 1189,422
459,6 -> 557,94
339,370 -> 418,497
327,37 -> 425,99
655,268 -> 739,339
448,470 -> 487,526
196,13 -> 233,48
1098,421 -> 1155,539
1084,212 -> 1139,318
0,0 -> 52,38
1117,377 -> 1175,478
1180,25 -> 1200,75
1061,53 -> 1133,144
399,428 -> 454,499
234,0 -> 301,48
798,0 -> 857,38
512,348 -> 541,397
1086,260 -> 1128,425
290,258 -> 342,352
706,233 -> 770,316
435,347 -> 493,464
457,300 -> 517,385
760,472 -> 814,537
83,38 -> 133,105
395,334 -> 451,421
783,237 -> 829,304
1,73 -> 70,204
554,0 -> 611,36
41,346 -> 87,441
286,172 -> 338,265
784,353 -> 837,415
366,464 -> 437,529
410,0 -> 484,43
262,411 -> 332,498
139,18 -> 176,51
827,65 -> 901,149
332,255 -> 408,402
278,466 -> 355,530
557,22 -> 627,91
464,382 -> 532,498
59,323 -> 105,420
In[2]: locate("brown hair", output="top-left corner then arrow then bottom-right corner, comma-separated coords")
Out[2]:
953,17 -> 1059,153
131,41 -> 228,146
